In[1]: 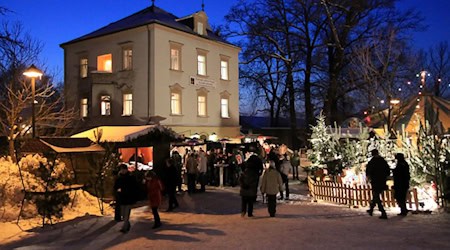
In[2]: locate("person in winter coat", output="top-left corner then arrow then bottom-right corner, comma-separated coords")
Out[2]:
365,149 -> 391,219
245,147 -> 264,202
260,160 -> 283,217
114,164 -> 139,233
145,170 -> 163,229
164,158 -> 179,211
198,148 -> 208,192
290,150 -> 300,180
239,164 -> 260,217
171,151 -> 183,192
185,153 -> 199,194
279,155 -> 291,200
112,167 -> 122,222
393,153 -> 410,216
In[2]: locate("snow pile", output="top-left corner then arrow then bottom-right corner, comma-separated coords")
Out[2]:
0,156 -> 112,223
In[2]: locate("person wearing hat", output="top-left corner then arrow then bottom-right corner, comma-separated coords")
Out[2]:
365,149 -> 390,219
114,163 -> 139,233
393,153 -> 410,216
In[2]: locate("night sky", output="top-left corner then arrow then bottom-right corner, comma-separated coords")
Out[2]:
2,0 -> 450,81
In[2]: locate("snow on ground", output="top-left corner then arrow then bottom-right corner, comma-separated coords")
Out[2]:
1,181 -> 450,250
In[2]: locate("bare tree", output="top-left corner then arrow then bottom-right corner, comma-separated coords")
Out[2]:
352,28 -> 418,133
0,21 -> 77,161
225,0 -> 306,147
319,0 -> 422,124
240,52 -> 289,126
427,41 -> 450,98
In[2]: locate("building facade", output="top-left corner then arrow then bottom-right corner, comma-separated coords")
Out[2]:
61,5 -> 240,139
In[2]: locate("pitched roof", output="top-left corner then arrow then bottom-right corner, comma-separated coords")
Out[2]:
61,5 -> 232,46
366,94 -> 450,134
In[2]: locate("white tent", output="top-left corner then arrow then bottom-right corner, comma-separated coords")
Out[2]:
71,125 -> 155,142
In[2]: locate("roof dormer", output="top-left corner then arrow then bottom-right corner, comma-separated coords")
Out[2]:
176,10 -> 210,36
194,11 -> 208,35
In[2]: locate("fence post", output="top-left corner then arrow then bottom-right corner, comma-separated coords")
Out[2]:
308,177 -> 317,202
413,188 -> 419,212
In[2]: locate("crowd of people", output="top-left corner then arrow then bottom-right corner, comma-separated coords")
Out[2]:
112,143 -> 412,233
112,143 -> 303,232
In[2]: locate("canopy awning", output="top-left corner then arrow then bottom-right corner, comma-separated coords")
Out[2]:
71,125 -> 155,142
21,137 -> 104,154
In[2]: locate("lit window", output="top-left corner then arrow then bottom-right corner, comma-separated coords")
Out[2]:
100,95 -> 111,116
80,98 -> 88,118
221,98 -> 229,118
220,60 -> 229,80
123,93 -> 132,116
171,92 -> 181,115
170,48 -> 180,70
197,22 -> 204,35
123,49 -> 132,70
97,54 -> 112,72
198,95 -> 207,116
169,42 -> 183,71
80,58 -> 88,78
197,54 -> 206,75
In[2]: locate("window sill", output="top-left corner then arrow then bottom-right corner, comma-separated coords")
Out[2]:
221,116 -> 231,119
197,74 -> 209,78
170,69 -> 183,72
197,115 -> 209,118
170,113 -> 183,116
119,69 -> 133,72
220,79 -> 231,82
122,114 -> 132,117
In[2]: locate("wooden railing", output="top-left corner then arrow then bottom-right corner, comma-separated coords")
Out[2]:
307,177 -> 420,211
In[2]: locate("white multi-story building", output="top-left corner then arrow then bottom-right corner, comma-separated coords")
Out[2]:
61,4 -> 240,139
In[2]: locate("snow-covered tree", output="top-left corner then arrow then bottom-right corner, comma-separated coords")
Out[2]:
308,113 -> 341,172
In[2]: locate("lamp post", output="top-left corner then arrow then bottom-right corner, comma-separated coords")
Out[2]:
23,64 -> 43,138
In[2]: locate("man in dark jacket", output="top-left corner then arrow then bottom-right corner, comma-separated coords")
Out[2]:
114,164 -> 139,233
366,149 -> 390,219
393,153 -> 410,216
171,151 -> 183,192
164,158 -> 180,211
239,148 -> 264,216
239,165 -> 259,217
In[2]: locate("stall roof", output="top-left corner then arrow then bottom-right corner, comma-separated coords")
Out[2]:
21,137 -> 104,154
71,125 -> 155,142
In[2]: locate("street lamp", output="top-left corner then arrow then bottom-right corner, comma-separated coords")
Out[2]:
23,64 -> 43,138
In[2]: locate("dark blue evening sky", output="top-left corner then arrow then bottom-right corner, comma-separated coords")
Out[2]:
2,0 -> 450,81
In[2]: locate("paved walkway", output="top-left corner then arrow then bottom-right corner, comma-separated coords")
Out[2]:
1,181 -> 450,250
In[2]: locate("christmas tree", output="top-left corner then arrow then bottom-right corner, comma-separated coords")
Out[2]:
308,113 -> 340,172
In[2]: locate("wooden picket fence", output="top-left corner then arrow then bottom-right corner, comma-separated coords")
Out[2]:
307,177 -> 421,211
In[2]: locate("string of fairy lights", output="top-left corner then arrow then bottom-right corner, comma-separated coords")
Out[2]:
365,69 -> 448,118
